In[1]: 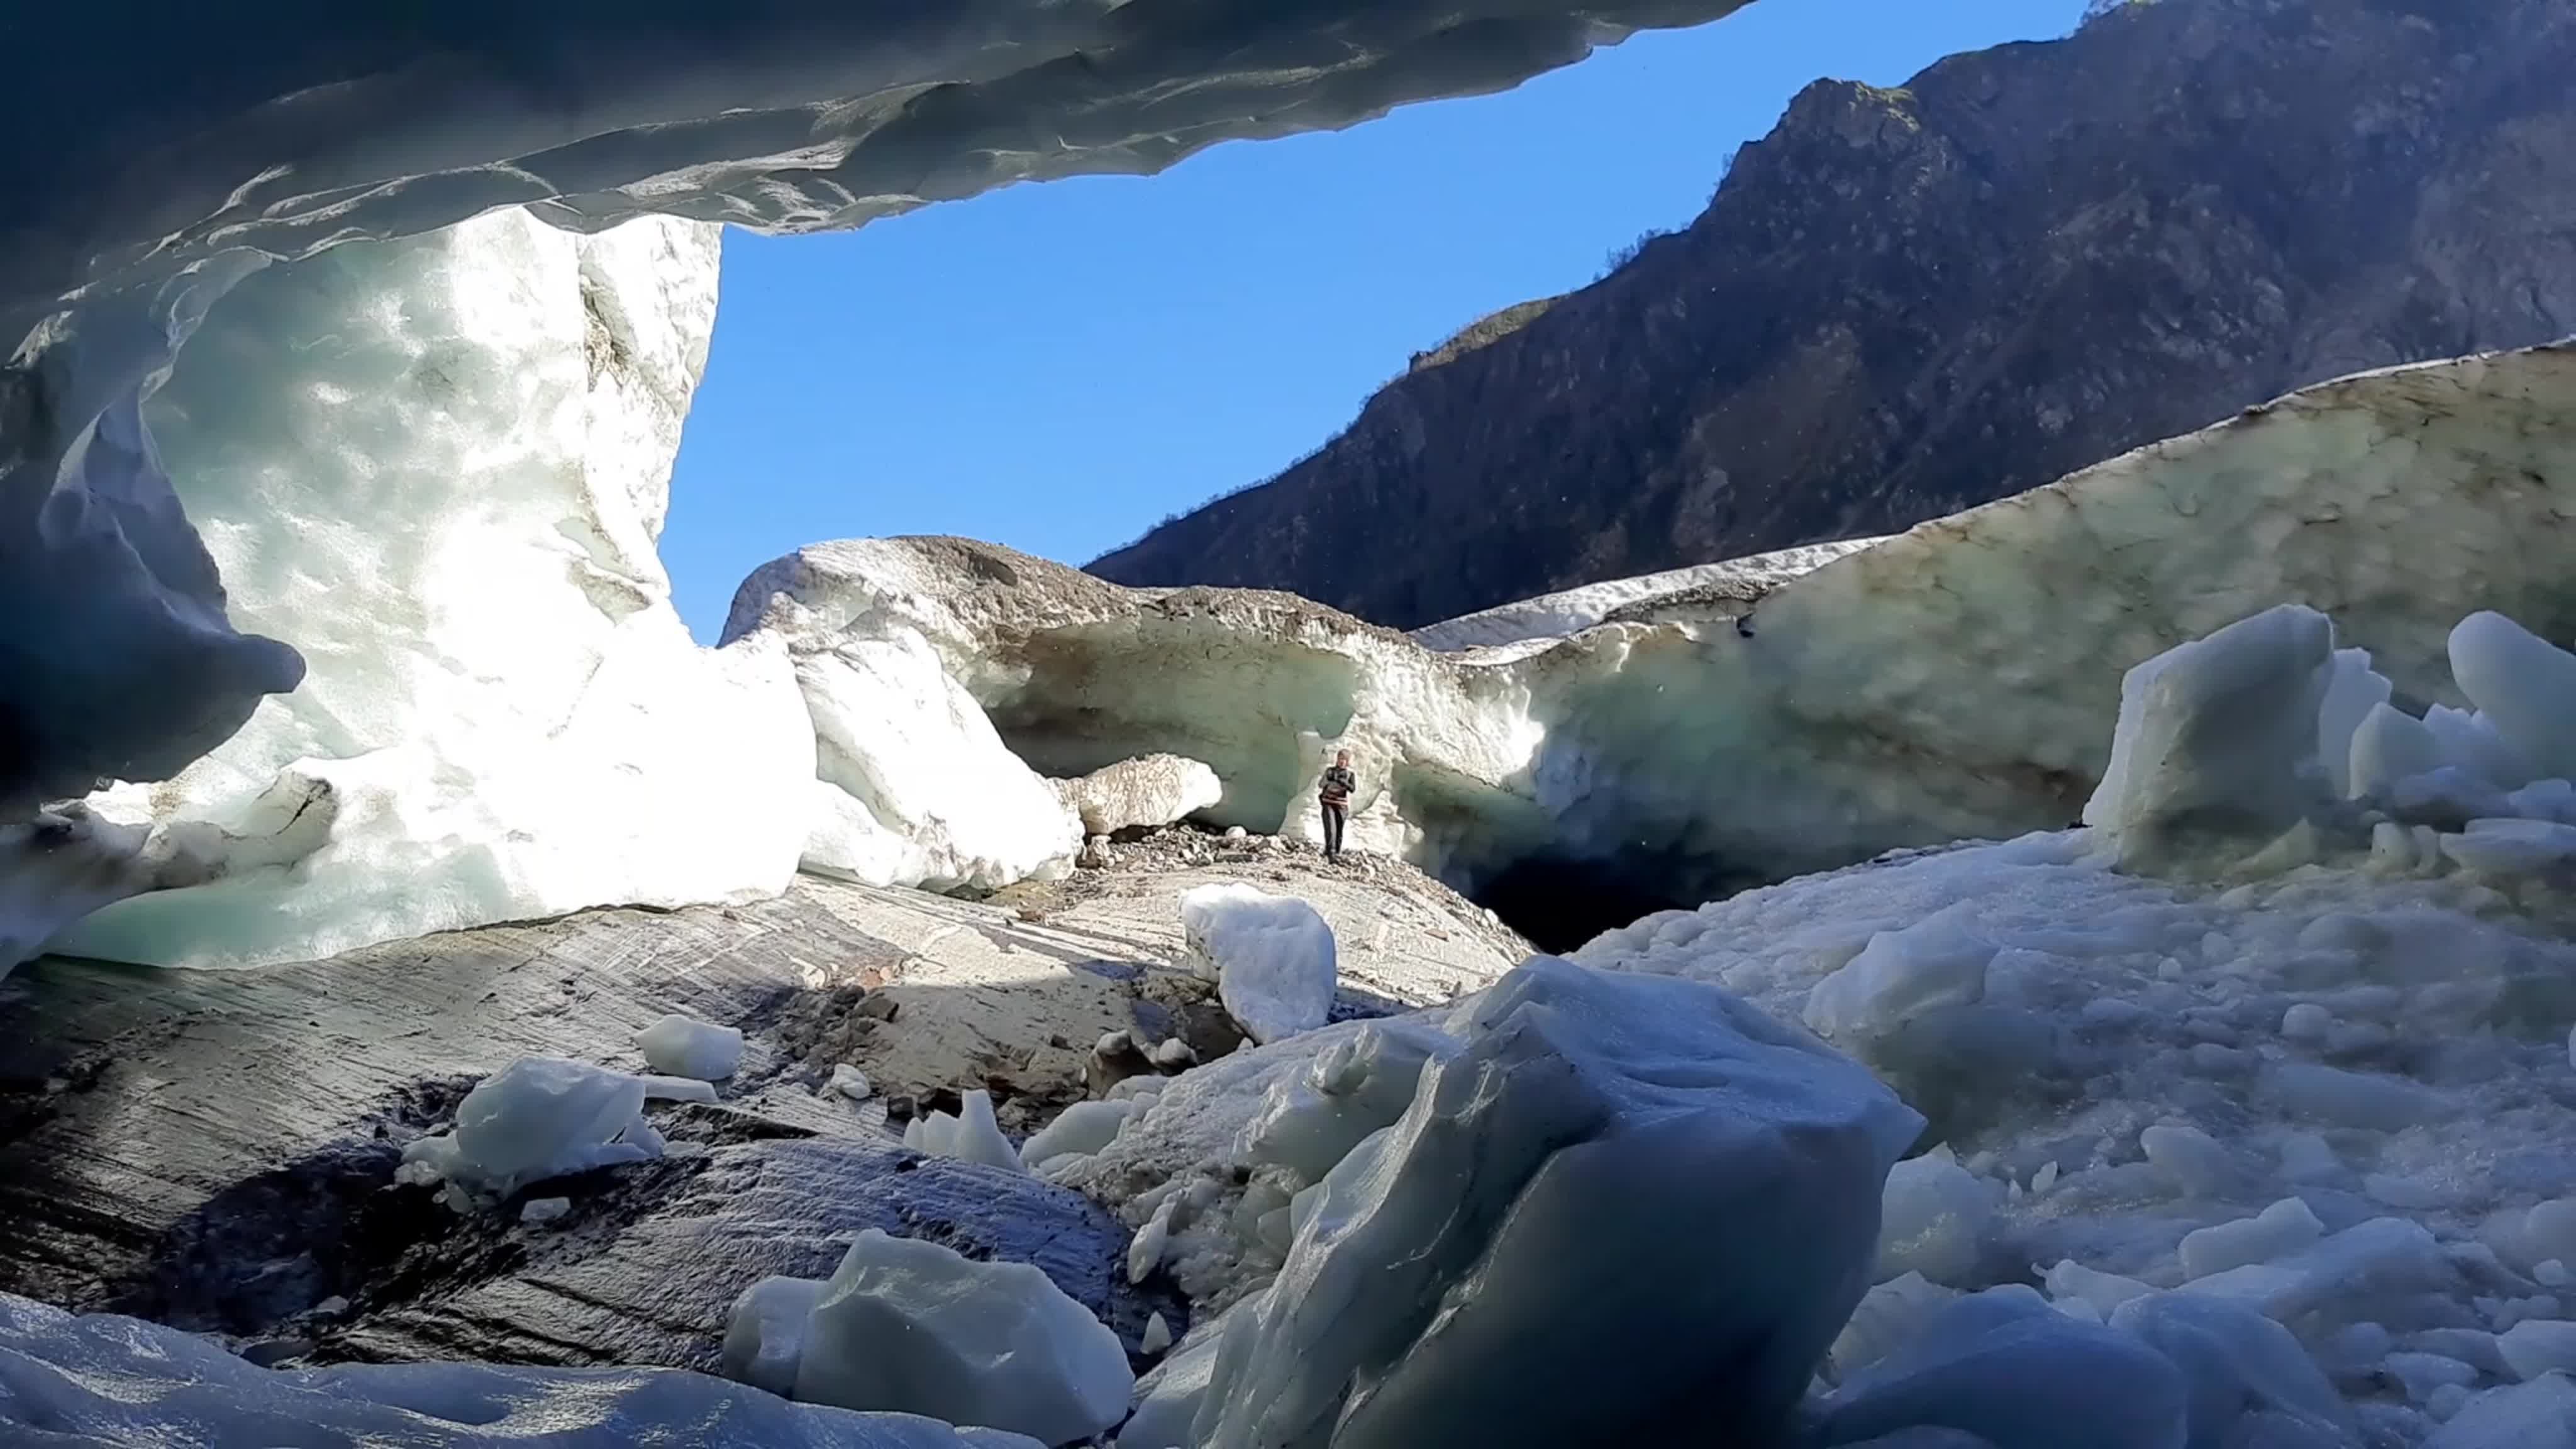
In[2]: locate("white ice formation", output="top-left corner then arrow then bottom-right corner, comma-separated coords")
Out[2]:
0,1290 -> 1038,1448
22,209 -> 818,974
903,1089 -> 1026,1174
721,1228 -> 1132,1445
1057,754 -> 1226,836
637,1013 -> 746,1081
396,1057 -> 674,1208
1407,536 -> 1885,653
1179,883 -> 1341,1045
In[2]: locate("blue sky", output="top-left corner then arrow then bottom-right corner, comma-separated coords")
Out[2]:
665,0 -> 2090,639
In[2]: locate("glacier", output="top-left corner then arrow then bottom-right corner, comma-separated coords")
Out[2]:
25,209 -> 818,972
20,326 -> 2576,975
0,0 -> 1756,838
709,346 -> 2576,939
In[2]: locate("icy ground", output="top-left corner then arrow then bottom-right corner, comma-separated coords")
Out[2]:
1030,602 -> 2576,1446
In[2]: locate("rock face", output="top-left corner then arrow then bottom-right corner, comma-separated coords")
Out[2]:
1091,0 -> 2576,626
0,850 -> 1519,1375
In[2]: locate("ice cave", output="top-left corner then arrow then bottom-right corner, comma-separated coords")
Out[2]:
6,1 -> 2576,1446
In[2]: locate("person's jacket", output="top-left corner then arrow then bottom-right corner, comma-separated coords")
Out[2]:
1319,765 -> 1356,806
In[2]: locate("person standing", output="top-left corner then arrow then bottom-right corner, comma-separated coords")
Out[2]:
1318,749 -> 1356,861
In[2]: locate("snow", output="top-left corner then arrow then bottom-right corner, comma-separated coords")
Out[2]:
398,1057 -> 668,1204
33,209 -> 818,972
1179,883 -> 1340,1045
1189,954 -> 1921,1449
636,1014 -> 745,1081
0,1290 -> 1036,1448
722,1228 -> 1132,1445
1407,537 -> 1885,653
902,1089 -> 1024,1174
1057,755 -> 1224,836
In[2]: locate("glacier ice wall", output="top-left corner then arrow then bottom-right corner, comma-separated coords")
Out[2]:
42,210 -> 817,970
1407,536 -> 1884,653
0,0 -> 1750,824
720,345 -> 2576,934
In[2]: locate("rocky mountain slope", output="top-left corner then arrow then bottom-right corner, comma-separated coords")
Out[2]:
1090,0 -> 2576,626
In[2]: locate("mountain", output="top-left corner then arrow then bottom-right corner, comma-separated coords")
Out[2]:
1089,0 -> 2576,628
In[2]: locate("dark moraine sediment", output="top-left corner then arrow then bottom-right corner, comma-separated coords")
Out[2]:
0,877 -> 1181,1370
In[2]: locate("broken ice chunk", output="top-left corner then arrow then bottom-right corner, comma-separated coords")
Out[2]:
2109,1291 -> 2355,1446
2448,612 -> 2576,783
397,1056 -> 658,1201
1804,904 -> 1993,1044
2266,1059 -> 2444,1131
2440,818 -> 2576,877
2141,1123 -> 2241,1198
721,1275 -> 825,1397
2180,1217 -> 2455,1325
793,1229 -> 1133,1443
1877,1146 -> 1994,1286
635,1013 -> 743,1081
1018,1099 -> 1134,1169
2180,1198 -> 2326,1280
2499,1319 -> 2576,1382
1180,883 -> 1338,1045
1814,1287 -> 2187,1449
901,1089 -> 1023,1173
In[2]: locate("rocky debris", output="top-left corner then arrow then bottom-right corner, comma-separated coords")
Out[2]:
1055,754 -> 1224,837
0,852 -> 1516,1370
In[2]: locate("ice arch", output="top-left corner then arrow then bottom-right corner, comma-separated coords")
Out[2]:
0,0 -> 1753,819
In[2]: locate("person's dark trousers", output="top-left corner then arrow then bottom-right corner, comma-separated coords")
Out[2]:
1321,802 -> 1347,858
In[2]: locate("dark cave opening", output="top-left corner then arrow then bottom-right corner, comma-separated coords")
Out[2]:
1468,850 -> 1702,956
